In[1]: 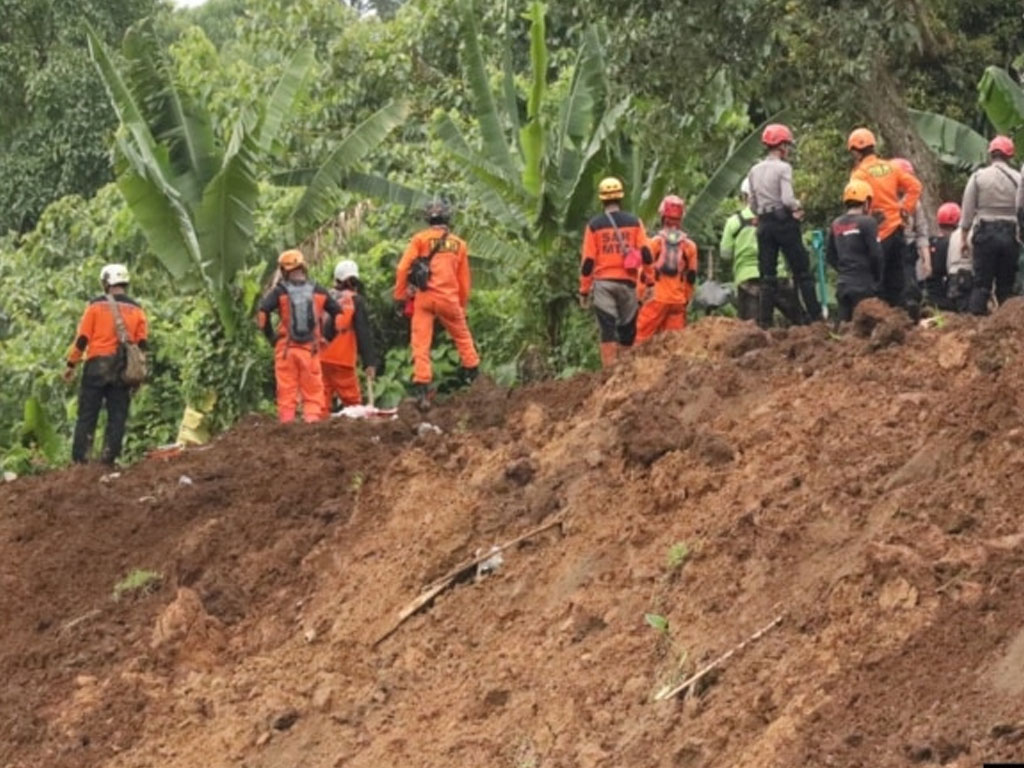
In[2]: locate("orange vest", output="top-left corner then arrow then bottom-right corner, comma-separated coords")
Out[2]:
321,290 -> 358,367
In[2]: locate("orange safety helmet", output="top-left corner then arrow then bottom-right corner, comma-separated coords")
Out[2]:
842,179 -> 873,205
761,123 -> 794,147
988,135 -> 1015,158
658,194 -> 685,221
936,202 -> 961,228
891,157 -> 915,175
847,128 -> 876,151
278,249 -> 306,272
598,177 -> 625,201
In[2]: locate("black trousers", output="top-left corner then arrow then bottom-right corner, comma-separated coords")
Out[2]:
72,357 -> 132,464
970,220 -> 1019,315
756,213 -> 821,327
901,242 -> 923,320
738,278 -> 802,325
879,231 -> 905,308
837,290 -> 875,322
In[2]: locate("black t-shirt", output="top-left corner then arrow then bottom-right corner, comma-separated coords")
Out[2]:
826,213 -> 883,294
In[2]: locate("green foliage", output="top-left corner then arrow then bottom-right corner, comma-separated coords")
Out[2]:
665,541 -> 691,572
644,613 -> 670,634
112,568 -> 163,602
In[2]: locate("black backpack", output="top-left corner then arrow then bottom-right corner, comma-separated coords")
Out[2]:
283,282 -> 316,343
409,233 -> 449,290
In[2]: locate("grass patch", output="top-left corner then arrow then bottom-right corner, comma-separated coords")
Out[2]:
112,568 -> 163,602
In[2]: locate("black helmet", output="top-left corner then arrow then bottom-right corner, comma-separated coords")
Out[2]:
424,197 -> 452,225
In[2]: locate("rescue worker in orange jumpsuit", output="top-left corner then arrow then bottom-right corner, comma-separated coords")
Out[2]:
394,199 -> 479,411
321,259 -> 379,413
64,263 -> 149,464
636,194 -> 698,343
847,128 -> 922,309
579,177 -> 651,367
258,250 -> 341,423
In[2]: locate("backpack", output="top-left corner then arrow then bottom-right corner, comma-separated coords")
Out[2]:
655,228 -> 689,277
283,281 -> 317,343
106,295 -> 147,387
409,233 -> 449,291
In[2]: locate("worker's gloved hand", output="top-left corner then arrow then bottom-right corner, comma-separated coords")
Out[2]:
578,292 -> 591,309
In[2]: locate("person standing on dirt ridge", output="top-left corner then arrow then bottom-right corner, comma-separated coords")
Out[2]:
847,128 -> 922,311
579,176 -> 651,367
959,135 -> 1021,315
321,259 -> 379,414
925,202 -> 963,312
64,263 -> 148,465
258,250 -> 342,424
720,177 -> 801,324
826,180 -> 884,322
394,198 -> 479,411
891,157 -> 930,320
635,194 -> 698,343
747,123 -> 822,328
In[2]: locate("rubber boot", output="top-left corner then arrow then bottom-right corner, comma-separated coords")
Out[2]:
758,277 -> 778,329
461,366 -> 479,386
599,342 -> 618,368
413,383 -> 433,412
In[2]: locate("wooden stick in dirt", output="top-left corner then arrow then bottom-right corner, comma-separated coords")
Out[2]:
654,614 -> 784,702
373,516 -> 564,647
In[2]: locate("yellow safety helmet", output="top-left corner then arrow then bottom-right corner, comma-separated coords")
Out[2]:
278,249 -> 306,272
842,179 -> 873,205
598,177 -> 625,202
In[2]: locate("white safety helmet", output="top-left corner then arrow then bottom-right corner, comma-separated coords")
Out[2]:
333,259 -> 360,284
740,176 -> 751,198
100,263 -> 130,288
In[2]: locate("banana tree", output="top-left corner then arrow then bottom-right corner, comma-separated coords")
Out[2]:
910,65 -> 1024,171
87,20 -> 408,338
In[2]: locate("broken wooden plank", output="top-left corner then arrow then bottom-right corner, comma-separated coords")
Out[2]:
373,516 -> 564,647
654,614 -> 784,701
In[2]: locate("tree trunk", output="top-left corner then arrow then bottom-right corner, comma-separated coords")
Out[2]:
863,67 -> 942,217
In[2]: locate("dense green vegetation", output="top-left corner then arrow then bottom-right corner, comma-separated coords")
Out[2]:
1,0 -> 1022,473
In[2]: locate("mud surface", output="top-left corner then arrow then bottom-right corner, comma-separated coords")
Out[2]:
3,305 -> 1024,768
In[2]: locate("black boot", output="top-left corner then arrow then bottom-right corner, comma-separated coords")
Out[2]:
413,383 -> 432,412
461,366 -> 479,386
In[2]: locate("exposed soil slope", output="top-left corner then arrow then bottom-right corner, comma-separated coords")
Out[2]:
3,302 -> 1024,768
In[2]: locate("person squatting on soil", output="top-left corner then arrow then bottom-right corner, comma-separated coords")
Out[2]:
960,135 -> 1021,315
321,259 -> 379,413
826,180 -> 884,322
258,250 -> 342,424
847,128 -> 922,311
394,198 -> 479,411
65,264 -> 148,465
579,176 -> 652,367
635,194 -> 698,343
891,157 -> 930,320
720,176 -> 801,324
747,123 -> 822,328
926,202 -> 966,312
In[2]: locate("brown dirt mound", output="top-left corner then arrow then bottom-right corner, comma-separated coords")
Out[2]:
2,314 -> 1024,768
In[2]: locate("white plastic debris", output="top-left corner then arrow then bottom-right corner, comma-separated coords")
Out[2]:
99,472 -> 121,484
2,471 -> 17,483
476,546 -> 504,579
332,405 -> 398,421
416,422 -> 443,437
178,475 -> 193,487
137,495 -> 157,504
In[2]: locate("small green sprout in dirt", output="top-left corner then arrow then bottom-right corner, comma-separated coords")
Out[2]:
645,612 -> 670,634
666,541 -> 691,571
645,612 -> 691,699
112,569 -> 162,602
348,471 -> 365,494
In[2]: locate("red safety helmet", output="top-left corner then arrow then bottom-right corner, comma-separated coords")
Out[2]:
891,157 -> 915,175
988,135 -> 1015,158
936,202 -> 961,228
658,194 -> 685,221
761,123 -> 794,148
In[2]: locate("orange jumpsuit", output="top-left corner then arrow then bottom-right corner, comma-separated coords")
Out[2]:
320,289 -> 379,411
849,154 -> 922,240
257,281 -> 340,423
636,228 -> 699,342
394,226 -> 479,384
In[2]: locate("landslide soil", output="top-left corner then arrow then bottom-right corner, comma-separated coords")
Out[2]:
3,302 -> 1024,768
